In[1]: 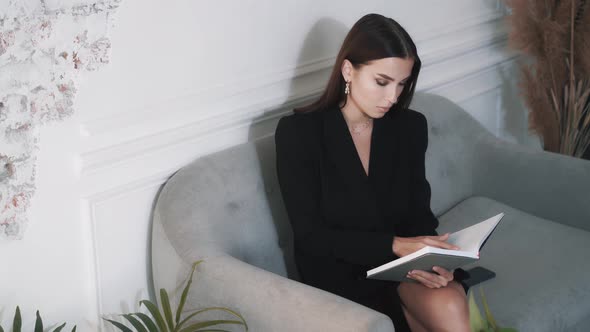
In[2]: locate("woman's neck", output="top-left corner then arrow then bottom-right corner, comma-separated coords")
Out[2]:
340,100 -> 372,127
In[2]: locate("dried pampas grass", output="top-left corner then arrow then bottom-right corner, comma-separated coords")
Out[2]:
505,0 -> 590,158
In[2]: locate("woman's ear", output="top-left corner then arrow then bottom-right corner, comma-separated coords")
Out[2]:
341,59 -> 353,82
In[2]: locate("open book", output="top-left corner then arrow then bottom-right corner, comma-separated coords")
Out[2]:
366,213 -> 504,282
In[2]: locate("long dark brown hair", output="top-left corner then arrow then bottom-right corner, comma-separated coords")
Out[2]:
295,13 -> 421,114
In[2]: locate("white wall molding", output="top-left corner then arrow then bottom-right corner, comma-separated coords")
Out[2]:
85,184 -> 162,327
411,0 -> 505,41
79,14 -> 511,195
79,6 -> 506,140
81,53 -> 521,200
431,57 -> 517,104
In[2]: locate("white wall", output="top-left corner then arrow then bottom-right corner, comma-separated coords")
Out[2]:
0,0 -> 529,330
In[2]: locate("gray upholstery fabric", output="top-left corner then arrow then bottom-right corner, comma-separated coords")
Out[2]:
472,134 -> 590,230
152,92 -> 590,331
151,211 -> 394,332
438,197 -> 590,332
155,136 -> 298,280
410,95 -> 490,216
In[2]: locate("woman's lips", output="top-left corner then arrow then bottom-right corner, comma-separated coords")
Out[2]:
377,106 -> 389,112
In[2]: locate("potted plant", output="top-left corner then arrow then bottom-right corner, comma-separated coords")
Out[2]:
104,260 -> 248,332
0,306 -> 76,332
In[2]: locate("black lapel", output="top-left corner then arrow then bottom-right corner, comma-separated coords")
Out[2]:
322,106 -> 397,195
323,106 -> 367,191
369,112 -> 398,191
322,106 -> 403,226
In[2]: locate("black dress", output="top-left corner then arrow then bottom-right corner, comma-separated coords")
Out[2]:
275,105 -> 439,331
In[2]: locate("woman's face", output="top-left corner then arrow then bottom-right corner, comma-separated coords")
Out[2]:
342,57 -> 414,118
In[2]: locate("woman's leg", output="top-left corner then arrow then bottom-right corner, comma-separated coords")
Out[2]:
400,304 -> 430,332
398,280 -> 470,332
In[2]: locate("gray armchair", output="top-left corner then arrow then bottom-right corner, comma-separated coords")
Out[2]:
151,93 -> 590,332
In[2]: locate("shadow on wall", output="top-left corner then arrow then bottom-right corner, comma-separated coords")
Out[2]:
496,55 -> 543,150
246,17 -> 349,281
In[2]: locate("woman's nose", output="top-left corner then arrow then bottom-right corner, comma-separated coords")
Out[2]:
388,86 -> 402,104
387,94 -> 397,105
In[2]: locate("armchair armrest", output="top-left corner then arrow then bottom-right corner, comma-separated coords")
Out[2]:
189,254 -> 395,332
473,136 -> 590,231
152,213 -> 394,332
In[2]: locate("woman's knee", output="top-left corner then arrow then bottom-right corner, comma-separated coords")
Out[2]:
398,282 -> 467,315
447,280 -> 467,296
398,284 -> 470,332
429,287 -> 468,316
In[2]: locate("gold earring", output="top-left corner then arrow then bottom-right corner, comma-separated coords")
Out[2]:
345,81 -> 350,95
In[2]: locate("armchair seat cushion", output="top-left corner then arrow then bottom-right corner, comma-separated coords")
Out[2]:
437,196 -> 590,332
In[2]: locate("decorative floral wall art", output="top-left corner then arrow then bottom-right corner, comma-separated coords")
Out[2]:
0,0 -> 122,239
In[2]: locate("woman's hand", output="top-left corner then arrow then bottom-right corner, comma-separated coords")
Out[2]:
407,266 -> 455,288
391,234 -> 459,288
392,233 -> 459,257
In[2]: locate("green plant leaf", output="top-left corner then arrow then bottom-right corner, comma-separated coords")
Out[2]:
51,322 -> 67,332
178,320 -> 244,332
194,330 -> 231,332
498,328 -> 518,332
141,300 -> 169,332
13,306 -> 22,332
134,313 -> 159,332
103,318 -> 133,332
122,314 -> 148,332
480,288 -> 498,330
34,310 -> 43,332
468,290 -> 486,332
71,326 -> 77,332
160,289 -> 175,331
176,260 -> 203,324
177,307 -> 247,331
0,324 -> 4,332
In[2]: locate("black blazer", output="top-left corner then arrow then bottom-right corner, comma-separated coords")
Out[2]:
275,105 -> 439,299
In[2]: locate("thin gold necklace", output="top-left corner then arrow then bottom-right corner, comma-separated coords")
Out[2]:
350,118 -> 372,135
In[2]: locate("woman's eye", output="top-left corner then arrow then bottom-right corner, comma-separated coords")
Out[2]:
376,80 -> 388,86
399,82 -> 407,86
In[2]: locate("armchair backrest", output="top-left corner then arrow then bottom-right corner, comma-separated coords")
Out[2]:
410,93 -> 491,216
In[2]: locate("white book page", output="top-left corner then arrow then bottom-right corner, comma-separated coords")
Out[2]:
366,246 -> 478,277
447,213 -> 504,253
366,213 -> 504,279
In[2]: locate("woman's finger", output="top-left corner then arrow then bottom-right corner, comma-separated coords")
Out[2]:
423,270 -> 448,286
408,273 -> 439,288
433,266 -> 454,281
408,270 -> 446,288
423,238 -> 459,250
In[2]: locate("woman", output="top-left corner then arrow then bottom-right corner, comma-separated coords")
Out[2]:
275,13 -> 470,332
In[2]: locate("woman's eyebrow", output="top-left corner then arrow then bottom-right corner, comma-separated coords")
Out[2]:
377,73 -> 410,82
